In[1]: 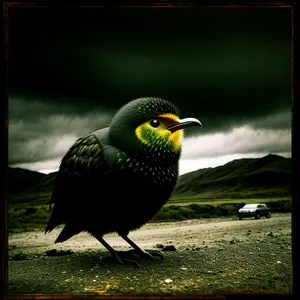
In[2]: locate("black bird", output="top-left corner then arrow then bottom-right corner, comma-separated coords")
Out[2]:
45,97 -> 202,265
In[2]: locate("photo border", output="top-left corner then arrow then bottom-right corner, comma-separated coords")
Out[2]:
1,1 -> 298,299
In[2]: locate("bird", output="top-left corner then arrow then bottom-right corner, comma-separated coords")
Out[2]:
45,97 -> 202,265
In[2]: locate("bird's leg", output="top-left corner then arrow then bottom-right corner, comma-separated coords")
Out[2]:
93,234 -> 139,267
120,234 -> 164,261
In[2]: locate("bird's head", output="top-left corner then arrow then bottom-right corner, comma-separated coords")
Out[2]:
109,97 -> 202,164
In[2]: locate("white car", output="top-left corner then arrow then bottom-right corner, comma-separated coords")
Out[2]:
238,203 -> 271,220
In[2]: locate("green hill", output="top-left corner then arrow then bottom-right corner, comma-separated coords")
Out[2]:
9,154 -> 291,205
8,154 -> 292,232
172,154 -> 291,198
8,167 -> 47,195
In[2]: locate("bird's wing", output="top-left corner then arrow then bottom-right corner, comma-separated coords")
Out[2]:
60,134 -> 106,178
50,131 -> 109,204
46,130 -> 110,232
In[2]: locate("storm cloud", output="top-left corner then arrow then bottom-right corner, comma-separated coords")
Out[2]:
9,97 -> 113,165
8,7 -> 292,175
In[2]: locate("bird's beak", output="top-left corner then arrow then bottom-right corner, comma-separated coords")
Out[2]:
166,117 -> 202,133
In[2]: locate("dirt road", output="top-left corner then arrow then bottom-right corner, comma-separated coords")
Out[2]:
8,213 -> 292,295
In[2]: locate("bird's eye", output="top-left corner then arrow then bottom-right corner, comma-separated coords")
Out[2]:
150,119 -> 160,128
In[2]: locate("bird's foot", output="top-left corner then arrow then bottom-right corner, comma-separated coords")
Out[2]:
118,235 -> 164,262
134,248 -> 164,261
100,251 -> 140,267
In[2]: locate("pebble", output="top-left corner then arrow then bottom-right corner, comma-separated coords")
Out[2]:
165,279 -> 173,284
163,245 -> 176,252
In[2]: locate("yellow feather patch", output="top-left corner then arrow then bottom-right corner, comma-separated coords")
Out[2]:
169,130 -> 183,150
157,114 -> 182,150
135,123 -> 151,145
135,114 -> 183,151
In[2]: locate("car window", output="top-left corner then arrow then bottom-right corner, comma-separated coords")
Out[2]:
243,204 -> 258,209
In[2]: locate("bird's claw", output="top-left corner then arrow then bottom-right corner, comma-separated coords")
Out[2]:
145,249 -> 164,260
99,248 -> 163,267
134,249 -> 164,261
117,256 -> 140,267
100,252 -> 140,267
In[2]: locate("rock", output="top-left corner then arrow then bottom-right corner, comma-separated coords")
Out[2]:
191,246 -> 201,251
10,253 -> 28,261
164,279 -> 173,284
163,245 -> 177,252
155,244 -> 165,249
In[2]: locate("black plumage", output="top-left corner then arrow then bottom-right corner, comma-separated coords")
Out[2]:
45,97 -> 201,265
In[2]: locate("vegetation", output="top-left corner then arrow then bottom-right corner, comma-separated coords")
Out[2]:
8,198 -> 291,233
8,204 -> 51,233
168,195 -> 290,205
7,154 -> 292,233
151,199 -> 291,223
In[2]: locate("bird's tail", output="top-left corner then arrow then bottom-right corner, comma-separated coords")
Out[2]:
54,223 -> 82,243
45,206 -> 61,234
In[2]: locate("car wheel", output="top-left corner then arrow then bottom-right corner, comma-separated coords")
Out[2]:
239,216 -> 243,220
255,212 -> 260,220
266,212 -> 271,218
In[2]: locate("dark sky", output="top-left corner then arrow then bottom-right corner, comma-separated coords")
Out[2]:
8,7 -> 292,174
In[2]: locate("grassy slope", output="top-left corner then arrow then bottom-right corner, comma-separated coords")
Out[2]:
8,167 -> 47,195
172,154 -> 291,198
8,154 -> 292,232
10,154 -> 291,206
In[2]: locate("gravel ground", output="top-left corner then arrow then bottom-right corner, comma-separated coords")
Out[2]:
7,213 -> 292,295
